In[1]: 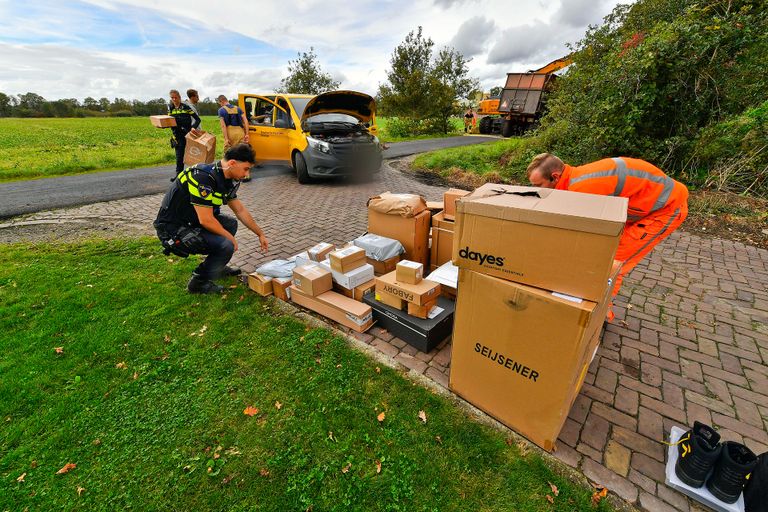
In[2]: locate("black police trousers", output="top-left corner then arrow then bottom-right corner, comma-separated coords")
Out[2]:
194,214 -> 238,280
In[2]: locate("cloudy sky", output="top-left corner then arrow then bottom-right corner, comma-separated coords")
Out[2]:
0,0 -> 628,102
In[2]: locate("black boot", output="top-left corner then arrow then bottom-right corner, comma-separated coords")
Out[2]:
187,274 -> 223,294
745,452 -> 767,512
675,421 -> 722,488
706,441 -> 758,504
223,265 -> 241,276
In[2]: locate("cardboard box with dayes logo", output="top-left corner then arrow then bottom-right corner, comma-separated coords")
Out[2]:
443,188 -> 470,221
247,273 -> 273,296
449,264 -> 619,452
308,242 -> 335,262
430,211 -> 454,272
452,183 -> 627,301
396,260 -> 423,285
375,270 -> 440,306
184,131 -> 217,166
363,294 -> 455,353
368,209 -> 431,267
290,286 -> 374,333
292,264 -> 333,297
329,246 -> 367,274
150,115 -> 177,128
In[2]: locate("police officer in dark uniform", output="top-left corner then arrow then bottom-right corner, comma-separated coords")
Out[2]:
168,89 -> 201,177
154,143 -> 269,293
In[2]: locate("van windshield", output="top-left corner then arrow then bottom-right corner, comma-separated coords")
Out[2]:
304,113 -> 361,126
287,98 -> 311,118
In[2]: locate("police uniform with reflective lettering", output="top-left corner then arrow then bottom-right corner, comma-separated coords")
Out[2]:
154,161 -> 241,283
555,157 -> 689,296
168,101 -> 201,175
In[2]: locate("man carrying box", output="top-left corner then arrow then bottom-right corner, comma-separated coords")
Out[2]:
527,153 -> 688,319
168,89 -> 201,177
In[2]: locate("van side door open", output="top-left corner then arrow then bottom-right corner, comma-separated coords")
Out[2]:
240,95 -> 291,163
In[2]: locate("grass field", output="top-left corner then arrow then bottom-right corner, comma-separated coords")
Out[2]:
0,238 -> 614,512
0,116 -> 465,182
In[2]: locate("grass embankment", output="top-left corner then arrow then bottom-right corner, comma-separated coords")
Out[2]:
0,116 -> 464,183
0,239 -> 613,511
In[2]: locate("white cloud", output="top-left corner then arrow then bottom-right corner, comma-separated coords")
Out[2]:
448,16 -> 496,57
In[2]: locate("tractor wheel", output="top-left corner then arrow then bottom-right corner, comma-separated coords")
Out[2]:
479,116 -> 493,134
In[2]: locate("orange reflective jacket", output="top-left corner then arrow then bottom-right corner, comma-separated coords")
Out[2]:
555,157 -> 688,222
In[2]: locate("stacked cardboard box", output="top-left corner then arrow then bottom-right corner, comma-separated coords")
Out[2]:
367,193 -> 431,267
449,183 -> 627,451
374,267 -> 440,320
247,273 -> 273,296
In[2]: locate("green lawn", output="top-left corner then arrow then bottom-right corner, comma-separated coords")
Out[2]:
0,116 -> 465,183
0,238 -> 613,512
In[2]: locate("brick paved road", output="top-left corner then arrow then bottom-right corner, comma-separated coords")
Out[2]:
2,162 -> 767,512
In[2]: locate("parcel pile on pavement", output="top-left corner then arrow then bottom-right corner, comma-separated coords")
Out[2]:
248,186 -> 628,452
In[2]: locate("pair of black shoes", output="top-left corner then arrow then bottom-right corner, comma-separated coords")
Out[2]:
675,421 -> 759,505
186,266 -> 241,294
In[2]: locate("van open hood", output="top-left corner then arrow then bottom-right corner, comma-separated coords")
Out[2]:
300,90 -> 376,123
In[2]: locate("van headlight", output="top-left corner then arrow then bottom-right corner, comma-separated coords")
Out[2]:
307,136 -> 330,154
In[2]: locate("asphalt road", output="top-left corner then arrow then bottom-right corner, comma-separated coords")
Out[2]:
0,135 -> 498,219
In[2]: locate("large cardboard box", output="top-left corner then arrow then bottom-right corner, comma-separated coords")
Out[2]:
443,188 -> 471,221
452,183 -> 627,301
368,209 -> 431,267
375,270 -> 440,306
292,264 -> 333,297
290,286 -> 373,333
430,211 -> 454,271
448,268 -> 614,451
150,115 -> 177,128
247,273 -> 273,296
363,294 -> 455,353
184,131 -> 217,166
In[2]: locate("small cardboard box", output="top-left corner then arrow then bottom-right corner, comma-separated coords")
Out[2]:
363,294 -> 455,353
247,273 -> 273,296
292,264 -> 332,297
335,279 -> 376,302
367,255 -> 400,276
272,277 -> 292,301
453,183 -> 627,301
184,131 -> 217,166
407,298 -> 438,319
368,208 -> 431,267
150,115 -> 177,128
396,260 -> 423,285
290,286 -> 373,332
430,211 -> 454,271
426,201 -> 444,212
375,289 -> 405,310
448,267 -> 615,452
329,246 -> 367,274
375,271 -> 440,306
443,188 -> 471,221
318,260 -> 375,290
308,242 -> 335,262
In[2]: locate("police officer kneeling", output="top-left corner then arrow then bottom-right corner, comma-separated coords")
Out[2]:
154,143 -> 269,293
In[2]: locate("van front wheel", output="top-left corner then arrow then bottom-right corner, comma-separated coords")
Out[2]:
293,153 -> 312,184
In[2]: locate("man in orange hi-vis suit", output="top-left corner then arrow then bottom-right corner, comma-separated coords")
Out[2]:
527,153 -> 689,321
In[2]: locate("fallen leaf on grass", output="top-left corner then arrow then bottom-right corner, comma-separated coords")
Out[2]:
377,412 -> 386,423
328,431 -> 336,442
92,439 -> 101,446
375,367 -> 381,373
228,284 -> 238,289
77,486 -> 85,496
30,460 -> 38,468
56,463 -> 76,475
591,486 -> 607,506
243,406 -> 259,416
221,475 -> 234,484
238,295 -> 245,303
435,436 -> 442,444
164,334 -> 171,343
221,294 -> 228,300
546,495 -> 554,504
224,447 -> 241,456
418,410 -> 427,423
16,473 -> 26,483
274,401 -> 282,410
115,362 -> 127,369
132,372 -> 138,380
259,468 -> 270,477
54,347 -> 64,354
375,460 -> 382,474
341,462 -> 351,474
548,482 -> 559,496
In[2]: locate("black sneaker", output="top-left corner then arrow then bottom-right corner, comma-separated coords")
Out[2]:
675,421 -> 722,488
187,275 -> 224,294
744,451 -> 767,512
223,266 -> 241,276
707,441 -> 758,504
